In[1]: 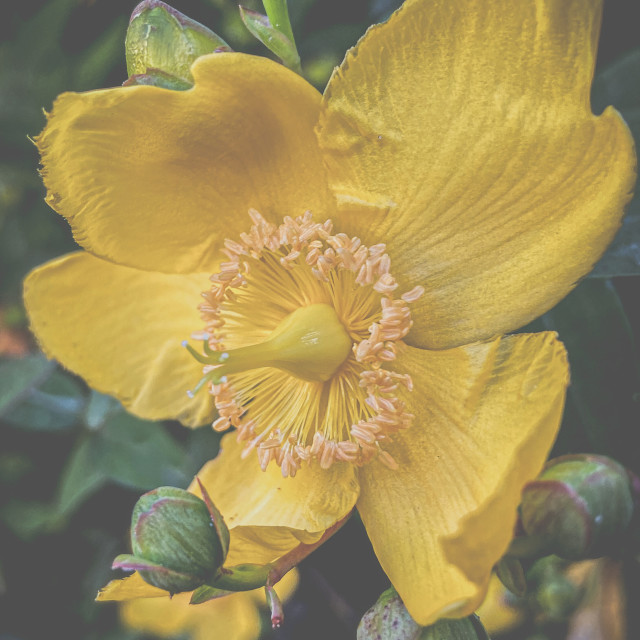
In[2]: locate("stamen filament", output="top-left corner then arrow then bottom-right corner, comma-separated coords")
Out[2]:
186,210 -> 423,475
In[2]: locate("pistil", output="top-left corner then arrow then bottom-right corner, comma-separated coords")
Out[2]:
186,209 -> 423,475
185,303 -> 352,395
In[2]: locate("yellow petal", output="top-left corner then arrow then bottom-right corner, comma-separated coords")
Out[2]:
120,590 -> 261,640
356,333 -> 568,625
195,433 -> 359,564
23,252 -> 213,426
319,0 -> 636,349
475,574 -> 525,636
38,53 -> 333,273
97,572 -> 167,601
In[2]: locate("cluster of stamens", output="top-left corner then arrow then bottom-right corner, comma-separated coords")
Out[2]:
188,209 -> 424,477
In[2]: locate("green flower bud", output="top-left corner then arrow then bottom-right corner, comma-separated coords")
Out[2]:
113,486 -> 226,594
419,615 -> 490,640
357,587 -> 422,640
535,573 -> 581,621
520,454 -> 635,559
125,1 -> 231,87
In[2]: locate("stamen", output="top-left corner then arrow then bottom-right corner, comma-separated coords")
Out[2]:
185,209 -> 422,475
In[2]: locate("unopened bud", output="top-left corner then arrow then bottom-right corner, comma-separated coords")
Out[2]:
535,573 -> 581,621
357,587 -> 422,640
419,615 -> 490,640
125,1 -> 231,87
112,486 -> 227,593
520,454 -> 635,559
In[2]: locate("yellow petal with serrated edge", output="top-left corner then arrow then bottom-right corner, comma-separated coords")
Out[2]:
356,333 -> 568,625
195,433 -> 358,565
97,572 -> 166,601
24,252 -> 212,426
37,53 -> 332,273
319,0 -> 636,349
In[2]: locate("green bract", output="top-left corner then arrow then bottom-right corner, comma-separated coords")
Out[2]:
125,0 -> 230,86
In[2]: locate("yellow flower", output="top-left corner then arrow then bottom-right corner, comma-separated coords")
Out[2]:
24,0 -> 635,626
110,570 -> 298,640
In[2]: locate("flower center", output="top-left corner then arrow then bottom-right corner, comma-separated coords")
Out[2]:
184,303 -> 352,384
185,209 -> 424,477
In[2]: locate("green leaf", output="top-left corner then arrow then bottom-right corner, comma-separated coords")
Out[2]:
184,424 -> 222,476
73,18 -> 127,90
56,437 -> 109,516
0,500 -> 64,540
590,49 -> 640,277
239,6 -> 302,74
0,354 -> 54,416
56,412 -> 190,517
84,390 -> 120,430
0,452 -> 33,485
592,49 -> 640,113
3,369 -> 85,431
262,0 -> 297,47
535,279 -> 640,468
99,413 -> 189,489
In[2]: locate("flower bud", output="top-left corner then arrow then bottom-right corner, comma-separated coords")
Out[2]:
357,587 -> 422,640
535,573 -> 581,621
520,454 -> 635,559
112,486 -> 226,593
125,1 -> 231,87
419,615 -> 490,640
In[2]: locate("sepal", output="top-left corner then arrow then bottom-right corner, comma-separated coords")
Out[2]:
126,0 -> 231,86
519,454 -> 635,559
111,554 -> 198,593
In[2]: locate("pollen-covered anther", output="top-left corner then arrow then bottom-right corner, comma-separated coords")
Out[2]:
185,209 -> 424,475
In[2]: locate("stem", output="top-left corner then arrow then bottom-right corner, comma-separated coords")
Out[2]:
261,0 -> 302,75
266,510 -> 353,587
262,0 -> 296,47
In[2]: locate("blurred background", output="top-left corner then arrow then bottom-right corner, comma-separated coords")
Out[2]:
1,1 -> 639,638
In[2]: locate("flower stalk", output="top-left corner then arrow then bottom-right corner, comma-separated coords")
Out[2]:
239,0 -> 302,75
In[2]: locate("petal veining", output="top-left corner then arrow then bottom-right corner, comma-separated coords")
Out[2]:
24,252 -> 213,425
318,0 -> 636,349
195,433 -> 359,564
38,53 -> 333,273
356,333 -> 568,625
